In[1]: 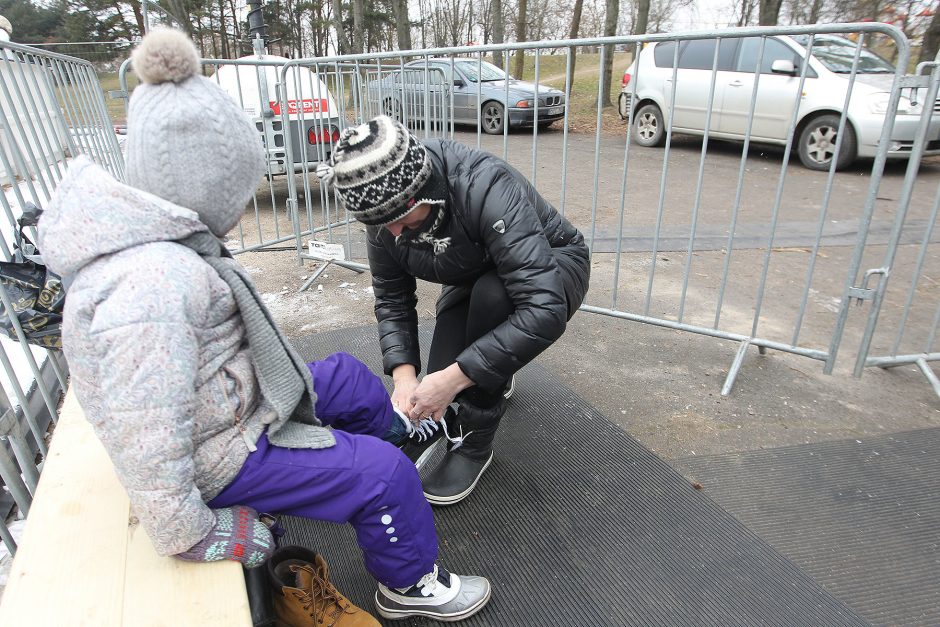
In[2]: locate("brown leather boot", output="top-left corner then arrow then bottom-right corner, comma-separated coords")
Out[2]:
268,546 -> 379,627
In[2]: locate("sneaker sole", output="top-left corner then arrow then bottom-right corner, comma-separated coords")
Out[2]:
423,451 -> 493,506
373,581 -> 492,622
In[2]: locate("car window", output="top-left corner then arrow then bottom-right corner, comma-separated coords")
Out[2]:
455,60 -> 506,82
678,39 -> 738,71
735,37 -> 804,75
653,41 -> 679,68
791,36 -> 895,74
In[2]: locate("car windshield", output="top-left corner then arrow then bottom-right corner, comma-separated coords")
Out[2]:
791,35 -> 895,73
454,60 -> 507,82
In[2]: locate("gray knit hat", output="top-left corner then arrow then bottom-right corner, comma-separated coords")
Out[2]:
316,115 -> 435,226
125,28 -> 265,237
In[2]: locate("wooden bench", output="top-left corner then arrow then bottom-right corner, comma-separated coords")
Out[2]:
0,389 -> 253,625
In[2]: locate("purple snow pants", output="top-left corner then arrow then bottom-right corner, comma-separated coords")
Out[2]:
207,352 -> 438,588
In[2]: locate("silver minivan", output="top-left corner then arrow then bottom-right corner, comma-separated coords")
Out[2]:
618,35 -> 940,170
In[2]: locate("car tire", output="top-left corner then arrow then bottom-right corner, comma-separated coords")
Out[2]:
797,114 -> 857,171
631,103 -> 665,147
482,101 -> 505,135
383,98 -> 402,122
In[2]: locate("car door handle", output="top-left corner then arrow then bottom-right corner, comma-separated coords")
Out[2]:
728,80 -> 744,87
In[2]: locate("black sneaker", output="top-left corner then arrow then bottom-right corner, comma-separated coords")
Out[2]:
374,564 -> 491,622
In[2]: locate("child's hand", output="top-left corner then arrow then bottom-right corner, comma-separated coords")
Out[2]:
176,505 -> 274,568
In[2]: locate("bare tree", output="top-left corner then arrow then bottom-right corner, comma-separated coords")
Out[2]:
390,0 -> 412,50
758,0 -> 783,24
599,0 -> 620,107
331,0 -> 351,53
492,0 -> 505,67
513,0 -> 528,77
566,0 -> 585,87
921,5 -> 940,64
635,0 -> 650,33
350,0 -> 364,52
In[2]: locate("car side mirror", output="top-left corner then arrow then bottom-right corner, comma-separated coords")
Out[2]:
771,59 -> 797,75
453,78 -> 465,88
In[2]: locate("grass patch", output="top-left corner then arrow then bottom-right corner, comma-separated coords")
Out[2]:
97,71 -> 137,124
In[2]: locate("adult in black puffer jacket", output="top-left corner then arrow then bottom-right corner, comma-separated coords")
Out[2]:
318,115 -> 590,506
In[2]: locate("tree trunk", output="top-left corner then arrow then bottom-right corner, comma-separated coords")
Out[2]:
921,7 -> 940,65
758,0 -> 782,25
165,0 -> 193,35
350,0 -> 364,52
599,0 -> 619,107
391,0 -> 412,50
332,0 -> 351,53
566,0 -> 584,88
513,0 -> 527,78
491,0 -> 504,67
129,0 -> 145,36
634,0 -> 650,35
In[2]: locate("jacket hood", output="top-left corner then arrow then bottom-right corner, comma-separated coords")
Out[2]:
38,156 -> 209,278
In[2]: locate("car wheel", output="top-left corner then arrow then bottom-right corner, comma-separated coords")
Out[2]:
482,101 -> 505,134
797,114 -> 857,171
632,103 -> 665,147
383,98 -> 402,121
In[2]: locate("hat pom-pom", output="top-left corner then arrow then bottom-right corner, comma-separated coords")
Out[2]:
132,28 -> 199,85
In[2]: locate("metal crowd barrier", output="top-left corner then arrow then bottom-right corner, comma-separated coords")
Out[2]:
852,55 -> 940,397
0,39 -> 123,555
298,24 -> 939,396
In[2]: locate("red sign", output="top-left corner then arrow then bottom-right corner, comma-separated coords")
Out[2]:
269,98 -> 329,115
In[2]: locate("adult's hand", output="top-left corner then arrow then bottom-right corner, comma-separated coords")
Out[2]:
391,364 -> 420,416
410,363 -> 474,421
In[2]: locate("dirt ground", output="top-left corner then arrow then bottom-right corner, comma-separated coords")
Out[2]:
238,126 -> 940,464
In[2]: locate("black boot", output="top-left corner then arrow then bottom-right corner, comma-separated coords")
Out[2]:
422,397 -> 505,506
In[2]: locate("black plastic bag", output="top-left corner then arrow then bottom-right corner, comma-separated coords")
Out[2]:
0,203 -> 64,349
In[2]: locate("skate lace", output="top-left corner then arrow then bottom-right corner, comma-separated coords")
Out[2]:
440,418 -> 473,451
405,416 -> 440,442
415,564 -> 449,597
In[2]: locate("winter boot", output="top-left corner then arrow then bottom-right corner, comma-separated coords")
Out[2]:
397,405 -> 453,468
374,563 -> 491,622
421,397 -> 505,506
267,545 -> 379,627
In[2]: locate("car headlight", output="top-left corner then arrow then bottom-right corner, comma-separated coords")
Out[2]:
514,99 -> 534,108
868,92 -> 920,115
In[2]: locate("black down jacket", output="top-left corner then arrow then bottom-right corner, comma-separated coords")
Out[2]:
366,139 -> 590,392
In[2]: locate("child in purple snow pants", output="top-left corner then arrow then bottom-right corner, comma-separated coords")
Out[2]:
208,352 -> 435,588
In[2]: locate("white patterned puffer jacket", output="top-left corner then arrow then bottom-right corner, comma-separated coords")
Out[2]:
38,157 -> 275,556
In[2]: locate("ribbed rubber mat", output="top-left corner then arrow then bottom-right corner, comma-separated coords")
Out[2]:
676,429 -> 940,627
284,325 -> 867,626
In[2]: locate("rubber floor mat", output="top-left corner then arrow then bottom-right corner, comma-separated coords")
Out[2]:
676,428 -> 940,627
280,325 -> 867,626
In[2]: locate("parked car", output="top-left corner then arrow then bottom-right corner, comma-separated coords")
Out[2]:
367,58 -> 566,134
617,35 -> 940,170
214,56 -> 344,175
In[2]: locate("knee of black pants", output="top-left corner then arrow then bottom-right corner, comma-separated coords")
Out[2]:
467,271 -> 514,340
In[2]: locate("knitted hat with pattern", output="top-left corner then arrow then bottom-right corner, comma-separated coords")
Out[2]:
320,115 -> 434,226
124,28 -> 265,237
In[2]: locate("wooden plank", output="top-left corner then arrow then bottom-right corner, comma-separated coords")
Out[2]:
0,390 -> 129,625
122,514 -> 252,626
0,390 -> 253,626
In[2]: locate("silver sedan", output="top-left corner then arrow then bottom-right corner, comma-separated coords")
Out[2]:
367,58 -> 566,134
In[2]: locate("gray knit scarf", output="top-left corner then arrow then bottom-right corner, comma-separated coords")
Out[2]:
181,231 -> 334,450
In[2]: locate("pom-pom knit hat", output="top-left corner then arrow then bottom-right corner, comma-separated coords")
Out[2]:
124,28 -> 265,237
316,115 -> 443,226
